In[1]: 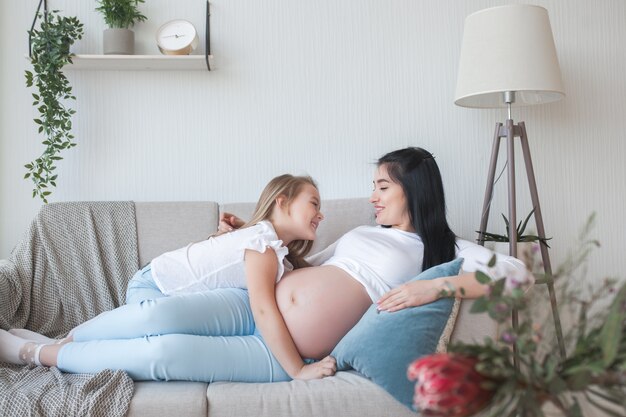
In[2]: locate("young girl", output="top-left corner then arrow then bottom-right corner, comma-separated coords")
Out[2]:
0,174 -> 336,382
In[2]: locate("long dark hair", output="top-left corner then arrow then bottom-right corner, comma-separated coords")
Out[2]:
378,147 -> 456,270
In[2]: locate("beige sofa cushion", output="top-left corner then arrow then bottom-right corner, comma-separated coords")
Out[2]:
450,299 -> 496,344
128,381 -> 208,417
206,371 -> 417,417
135,202 -> 219,266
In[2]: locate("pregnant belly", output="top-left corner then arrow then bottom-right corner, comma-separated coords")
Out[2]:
275,265 -> 372,359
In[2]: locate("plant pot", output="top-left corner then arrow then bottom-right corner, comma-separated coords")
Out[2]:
490,241 -> 538,269
103,28 -> 134,55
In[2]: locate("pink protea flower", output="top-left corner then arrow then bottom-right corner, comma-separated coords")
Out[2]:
407,354 -> 494,417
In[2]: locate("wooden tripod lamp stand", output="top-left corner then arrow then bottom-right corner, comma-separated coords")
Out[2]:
454,5 -> 567,357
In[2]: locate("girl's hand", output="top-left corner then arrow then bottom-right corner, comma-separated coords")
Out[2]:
293,356 -> 337,380
218,212 -> 245,232
376,279 -> 444,312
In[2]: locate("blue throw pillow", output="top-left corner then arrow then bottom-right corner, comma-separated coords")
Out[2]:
330,258 -> 463,409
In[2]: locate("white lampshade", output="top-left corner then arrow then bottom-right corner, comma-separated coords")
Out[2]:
455,4 -> 565,108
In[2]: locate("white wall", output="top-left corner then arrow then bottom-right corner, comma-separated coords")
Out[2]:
2,0 -> 625,287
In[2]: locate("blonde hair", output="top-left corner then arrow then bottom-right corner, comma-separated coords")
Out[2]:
243,174 -> 318,269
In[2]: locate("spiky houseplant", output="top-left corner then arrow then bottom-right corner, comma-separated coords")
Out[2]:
477,208 -> 552,248
95,0 -> 147,29
25,10 -> 83,203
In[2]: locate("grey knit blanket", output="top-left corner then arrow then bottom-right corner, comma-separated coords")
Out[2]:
0,202 -> 139,416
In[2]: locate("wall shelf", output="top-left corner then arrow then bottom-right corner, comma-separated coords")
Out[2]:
62,54 -> 214,71
28,1 -> 213,71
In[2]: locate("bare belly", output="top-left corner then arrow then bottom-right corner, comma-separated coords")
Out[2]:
275,265 -> 372,359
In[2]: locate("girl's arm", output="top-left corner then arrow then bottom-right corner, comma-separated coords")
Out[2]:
377,239 -> 526,312
244,248 -> 336,380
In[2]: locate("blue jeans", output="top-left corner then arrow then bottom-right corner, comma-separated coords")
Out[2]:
125,264 -> 167,304
57,266 -> 291,382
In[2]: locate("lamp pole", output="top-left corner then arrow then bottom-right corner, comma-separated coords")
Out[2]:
475,94 -> 566,359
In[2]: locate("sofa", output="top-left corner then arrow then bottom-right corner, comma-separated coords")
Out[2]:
2,198 -> 496,417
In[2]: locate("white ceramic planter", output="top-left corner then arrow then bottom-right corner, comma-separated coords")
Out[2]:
103,28 -> 134,55
489,241 -> 537,269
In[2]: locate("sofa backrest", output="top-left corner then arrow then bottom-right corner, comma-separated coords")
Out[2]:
133,199 -> 495,346
135,202 -> 219,268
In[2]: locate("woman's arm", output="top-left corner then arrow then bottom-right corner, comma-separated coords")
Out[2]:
244,248 -> 336,379
377,239 -> 526,312
376,272 -> 486,312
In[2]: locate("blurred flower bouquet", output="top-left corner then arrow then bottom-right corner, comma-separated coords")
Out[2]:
408,215 -> 626,417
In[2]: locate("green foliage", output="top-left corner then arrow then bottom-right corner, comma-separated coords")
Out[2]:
477,208 -> 552,247
25,10 -> 83,203
95,0 -> 147,29
450,215 -> 626,416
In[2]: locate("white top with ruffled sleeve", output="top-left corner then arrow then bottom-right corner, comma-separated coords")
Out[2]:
151,220 -> 289,296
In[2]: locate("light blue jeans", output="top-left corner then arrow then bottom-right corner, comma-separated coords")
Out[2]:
57,266 -> 291,382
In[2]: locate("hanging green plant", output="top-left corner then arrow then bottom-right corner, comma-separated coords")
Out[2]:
25,10 -> 83,203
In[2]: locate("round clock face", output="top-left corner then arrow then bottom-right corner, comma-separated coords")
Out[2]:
156,20 -> 199,55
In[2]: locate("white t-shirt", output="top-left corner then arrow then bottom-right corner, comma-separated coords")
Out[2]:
319,225 -> 525,301
151,220 -> 290,296
323,226 -> 423,302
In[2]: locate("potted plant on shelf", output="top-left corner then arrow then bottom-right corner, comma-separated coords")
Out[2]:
95,0 -> 147,55
25,9 -> 84,203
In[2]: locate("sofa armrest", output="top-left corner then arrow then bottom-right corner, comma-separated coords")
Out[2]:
449,299 -> 497,344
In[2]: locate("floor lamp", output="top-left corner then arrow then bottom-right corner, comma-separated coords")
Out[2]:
454,5 -> 566,358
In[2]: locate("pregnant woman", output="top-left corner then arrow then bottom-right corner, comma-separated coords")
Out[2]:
229,147 -> 523,358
